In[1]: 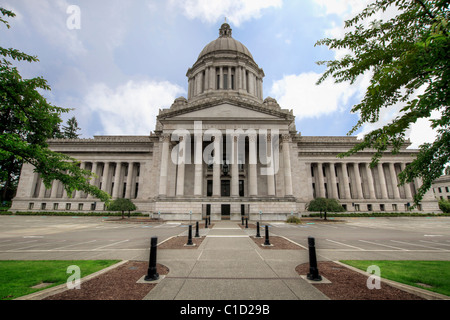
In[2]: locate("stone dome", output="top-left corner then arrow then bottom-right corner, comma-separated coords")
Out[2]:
197,23 -> 254,60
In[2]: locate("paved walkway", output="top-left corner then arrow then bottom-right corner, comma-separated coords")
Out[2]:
143,221 -> 329,300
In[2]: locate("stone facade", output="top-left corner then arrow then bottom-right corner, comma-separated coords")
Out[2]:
10,23 -> 441,219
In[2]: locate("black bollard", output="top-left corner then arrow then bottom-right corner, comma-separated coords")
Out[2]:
144,237 -> 159,281
187,225 -> 193,246
205,217 -> 208,228
242,216 -> 244,225
245,218 -> 248,229
306,236 -> 322,281
264,225 -> 271,246
195,221 -> 200,238
256,221 -> 261,238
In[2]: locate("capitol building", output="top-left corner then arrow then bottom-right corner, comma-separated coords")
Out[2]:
11,23 -> 439,220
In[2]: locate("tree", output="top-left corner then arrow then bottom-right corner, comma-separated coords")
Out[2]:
307,198 -> 345,220
62,116 -> 81,139
438,198 -> 450,213
0,8 -> 110,203
315,0 -> 449,206
108,198 -> 137,219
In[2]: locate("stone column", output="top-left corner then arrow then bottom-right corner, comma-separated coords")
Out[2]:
159,134 -> 170,196
112,162 -> 122,199
176,136 -> 186,196
125,162 -> 134,199
329,163 -> 339,199
249,134 -> 258,196
50,179 -> 59,199
237,66 -> 241,90
204,68 -> 209,93
231,135 -> 239,197
213,135 -> 221,197
400,163 -> 413,199
365,163 -> 376,199
282,134 -> 293,196
389,163 -> 401,199
317,163 -> 325,198
377,163 -> 389,199
194,131 -> 203,197
219,67 -> 224,90
353,163 -> 364,199
227,66 -> 231,90
101,162 -> 111,196
266,134 -> 276,196
88,162 -> 98,199
243,68 -> 247,92
75,162 -> 86,199
341,163 -> 351,199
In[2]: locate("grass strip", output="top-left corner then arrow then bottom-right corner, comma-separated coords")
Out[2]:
340,260 -> 450,297
0,260 -> 120,300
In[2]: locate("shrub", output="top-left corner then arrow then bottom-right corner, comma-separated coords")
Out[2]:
286,215 -> 301,224
438,199 -> 450,213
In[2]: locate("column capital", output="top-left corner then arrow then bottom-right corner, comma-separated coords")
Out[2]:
281,134 -> 291,142
160,133 -> 171,143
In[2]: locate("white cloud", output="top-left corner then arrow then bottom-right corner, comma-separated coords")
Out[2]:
84,80 -> 185,136
270,72 -> 361,119
169,0 -> 282,26
16,0 -> 87,57
355,85 -> 440,150
312,0 -> 369,17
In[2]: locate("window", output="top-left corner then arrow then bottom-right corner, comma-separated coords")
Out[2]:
446,187 -> 449,193
380,204 -> 385,211
41,203 -> 46,210
207,180 -> 212,197
91,203 -> 96,211
78,203 -> 83,211
134,183 -> 139,199
53,203 -> 59,210
392,204 -> 397,211
231,74 -> 235,90
216,75 -> 220,90
221,180 -> 230,197
354,204 -> 360,211
438,187 -> 442,193
239,180 -> 244,197
66,203 -> 71,210
28,203 -> 34,210
223,74 -> 228,90
367,204 -> 372,211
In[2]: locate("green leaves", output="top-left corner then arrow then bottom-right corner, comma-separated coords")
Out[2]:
316,0 -> 449,205
0,8 -> 110,203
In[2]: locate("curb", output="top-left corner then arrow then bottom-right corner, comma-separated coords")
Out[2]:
14,260 -> 129,300
334,261 -> 450,301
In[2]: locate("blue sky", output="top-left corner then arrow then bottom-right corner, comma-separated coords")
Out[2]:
0,0 -> 438,148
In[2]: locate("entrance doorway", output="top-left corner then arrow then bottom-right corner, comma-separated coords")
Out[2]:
221,204 -> 230,220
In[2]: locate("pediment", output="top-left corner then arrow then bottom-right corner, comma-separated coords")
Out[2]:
158,99 -> 293,123
173,103 -> 282,120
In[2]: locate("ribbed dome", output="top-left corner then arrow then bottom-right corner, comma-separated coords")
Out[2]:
197,23 -> 254,60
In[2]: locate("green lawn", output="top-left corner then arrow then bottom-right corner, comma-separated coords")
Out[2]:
0,260 -> 120,300
340,260 -> 450,297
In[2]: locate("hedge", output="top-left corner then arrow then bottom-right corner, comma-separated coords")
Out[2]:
0,211 -> 145,217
